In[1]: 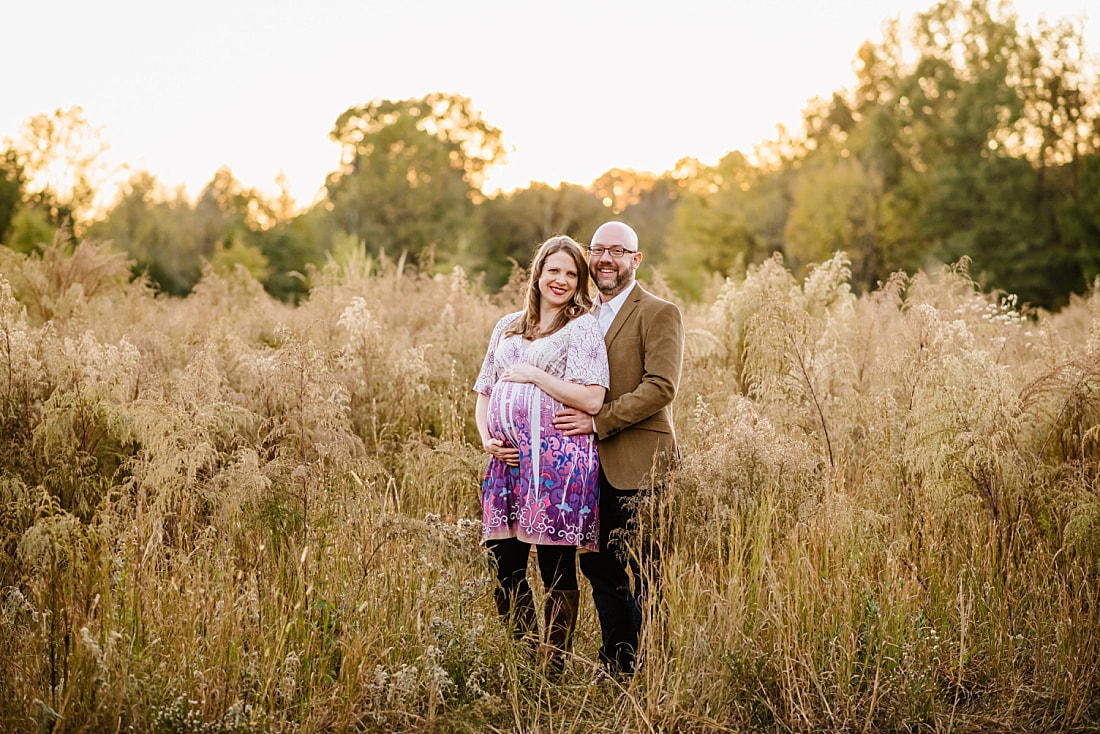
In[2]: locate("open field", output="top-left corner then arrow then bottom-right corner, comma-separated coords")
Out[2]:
1,238 -> 1099,732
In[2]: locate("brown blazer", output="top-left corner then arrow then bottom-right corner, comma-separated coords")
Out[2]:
593,283 -> 685,490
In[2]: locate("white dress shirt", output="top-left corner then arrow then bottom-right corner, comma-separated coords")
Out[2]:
595,282 -> 636,336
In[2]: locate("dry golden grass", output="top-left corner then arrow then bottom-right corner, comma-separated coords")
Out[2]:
0,239 -> 1098,732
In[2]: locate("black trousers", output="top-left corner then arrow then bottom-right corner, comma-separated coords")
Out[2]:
487,537 -> 578,595
579,471 -> 659,675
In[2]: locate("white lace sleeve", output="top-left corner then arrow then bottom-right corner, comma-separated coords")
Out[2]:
563,314 -> 609,388
473,312 -> 520,395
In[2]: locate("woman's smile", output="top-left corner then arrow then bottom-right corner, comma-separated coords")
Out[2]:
539,251 -> 579,310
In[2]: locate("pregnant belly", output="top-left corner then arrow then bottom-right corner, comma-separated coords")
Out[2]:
487,381 -> 547,447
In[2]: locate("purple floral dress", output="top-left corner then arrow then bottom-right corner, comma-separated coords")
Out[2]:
474,312 -> 609,550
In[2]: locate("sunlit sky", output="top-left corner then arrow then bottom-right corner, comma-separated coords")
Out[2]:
2,0 -> 1095,209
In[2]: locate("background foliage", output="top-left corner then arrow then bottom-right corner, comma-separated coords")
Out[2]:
3,1 -> 1098,309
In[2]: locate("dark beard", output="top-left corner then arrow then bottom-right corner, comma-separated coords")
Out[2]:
590,266 -> 632,298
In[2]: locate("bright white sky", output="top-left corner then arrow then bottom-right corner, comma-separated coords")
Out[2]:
2,0 -> 1094,210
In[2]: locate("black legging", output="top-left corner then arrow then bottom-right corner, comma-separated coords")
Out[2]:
487,537 -> 578,594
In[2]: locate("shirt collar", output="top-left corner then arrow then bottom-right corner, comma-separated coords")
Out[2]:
598,281 -> 636,318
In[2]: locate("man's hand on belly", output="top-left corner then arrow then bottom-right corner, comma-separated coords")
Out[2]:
554,407 -> 595,437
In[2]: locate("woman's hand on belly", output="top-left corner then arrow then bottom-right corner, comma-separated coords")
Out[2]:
487,381 -> 532,449
483,437 -> 519,467
500,363 -> 543,385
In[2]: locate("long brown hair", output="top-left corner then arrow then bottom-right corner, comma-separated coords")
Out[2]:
505,235 -> 593,340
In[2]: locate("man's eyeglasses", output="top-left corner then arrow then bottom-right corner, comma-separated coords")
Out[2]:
585,245 -> 638,259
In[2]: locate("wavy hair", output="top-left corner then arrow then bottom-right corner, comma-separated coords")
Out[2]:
504,235 -> 593,340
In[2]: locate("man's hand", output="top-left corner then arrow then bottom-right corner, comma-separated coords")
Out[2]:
483,437 -> 519,466
554,406 -> 595,437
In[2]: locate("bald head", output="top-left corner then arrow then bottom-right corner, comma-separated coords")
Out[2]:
591,221 -> 639,252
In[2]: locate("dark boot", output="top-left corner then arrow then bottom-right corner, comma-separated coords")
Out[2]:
541,589 -> 580,674
494,587 -> 536,642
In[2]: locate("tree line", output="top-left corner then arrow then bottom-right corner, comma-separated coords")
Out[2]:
2,0 -> 1098,309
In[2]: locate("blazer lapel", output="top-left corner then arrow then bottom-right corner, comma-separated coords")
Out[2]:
604,285 -> 644,346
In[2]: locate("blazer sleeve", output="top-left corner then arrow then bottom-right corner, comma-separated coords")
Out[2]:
594,299 -> 684,439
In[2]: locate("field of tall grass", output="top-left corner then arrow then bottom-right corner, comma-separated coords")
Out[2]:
1,234 -> 1098,733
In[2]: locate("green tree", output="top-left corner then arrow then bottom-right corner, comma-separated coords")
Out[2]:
91,171 -> 197,295
784,151 -> 883,288
209,232 -> 270,282
1054,154 -> 1100,290
5,207 -> 55,255
10,106 -> 112,232
477,183 -> 610,289
91,171 -> 162,264
668,152 -> 788,299
0,148 -> 25,244
847,34 -> 929,280
593,167 -> 684,279
663,0 -> 1099,306
194,167 -> 264,255
324,93 -> 505,268
92,167 -> 270,296
254,215 -> 323,302
899,0 -> 1093,305
815,0 -> 1098,305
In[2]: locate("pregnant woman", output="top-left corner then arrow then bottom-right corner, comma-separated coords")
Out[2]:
473,235 -> 609,669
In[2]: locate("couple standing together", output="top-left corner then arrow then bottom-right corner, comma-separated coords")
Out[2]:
473,220 -> 684,678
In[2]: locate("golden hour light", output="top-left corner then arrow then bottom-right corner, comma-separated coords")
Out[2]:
3,2 -> 1100,729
